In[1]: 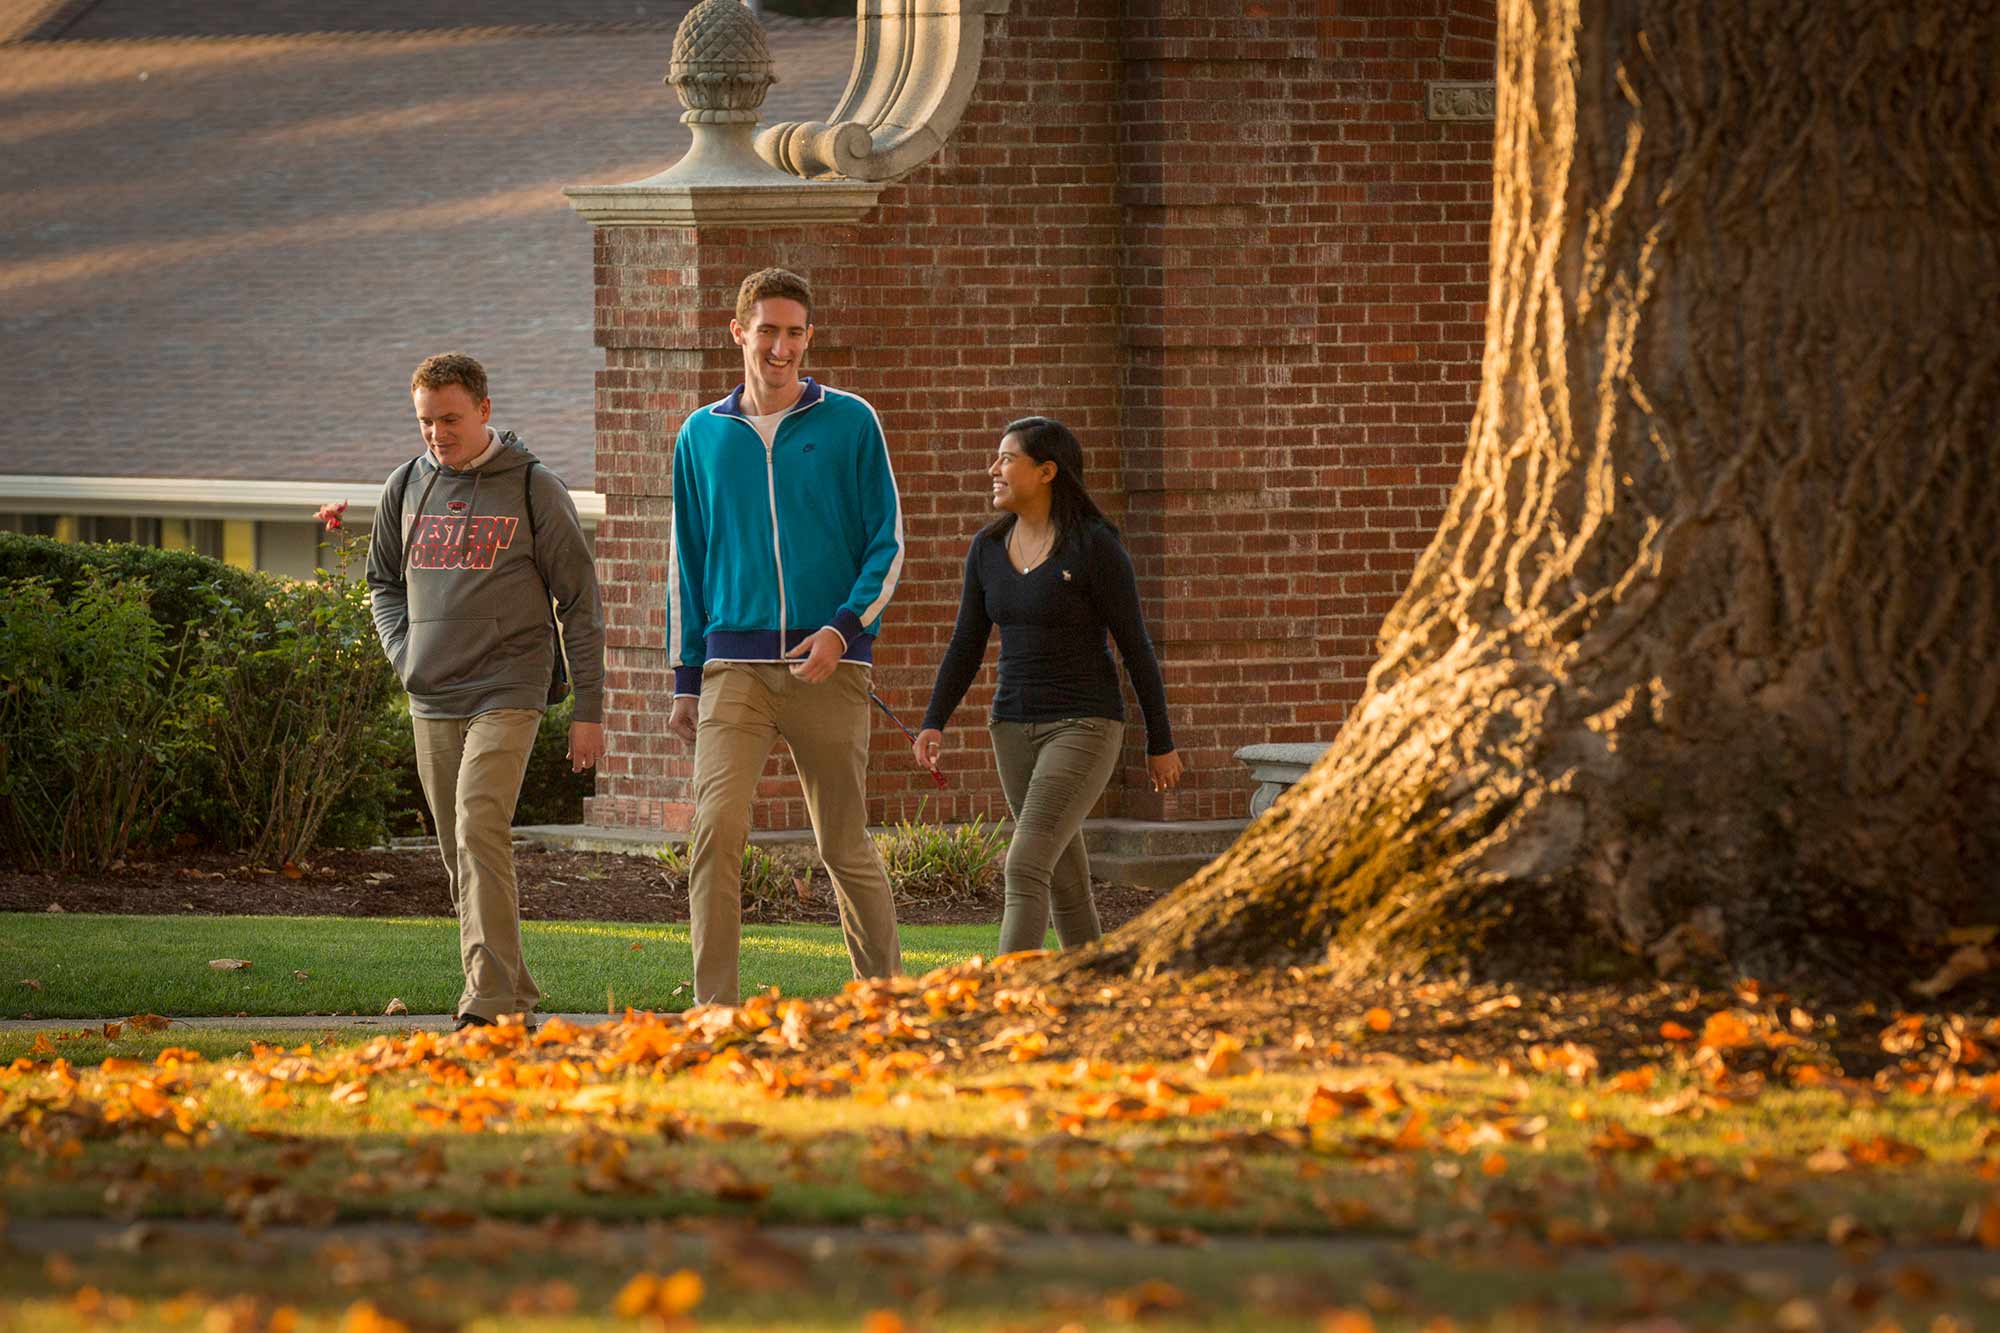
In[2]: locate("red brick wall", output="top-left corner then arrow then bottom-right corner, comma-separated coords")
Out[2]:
584,0 -> 1494,834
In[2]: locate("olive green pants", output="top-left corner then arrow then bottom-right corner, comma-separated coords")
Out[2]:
411,707 -> 543,1022
688,663 -> 901,1005
989,716 -> 1125,956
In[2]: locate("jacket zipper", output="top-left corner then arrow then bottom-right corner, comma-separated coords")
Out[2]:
731,393 -> 821,659
764,435 -> 786,650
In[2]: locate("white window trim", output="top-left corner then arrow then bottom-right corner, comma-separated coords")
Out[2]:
0,475 -> 605,526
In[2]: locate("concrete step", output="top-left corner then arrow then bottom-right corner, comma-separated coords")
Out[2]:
514,817 -> 1245,892
1080,817 -> 1245,859
1085,852 -> 1216,893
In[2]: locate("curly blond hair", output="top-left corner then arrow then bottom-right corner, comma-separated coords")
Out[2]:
734,268 -> 813,326
410,352 -> 488,403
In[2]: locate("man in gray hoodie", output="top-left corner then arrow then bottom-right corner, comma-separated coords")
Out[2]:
366,352 -> 606,1031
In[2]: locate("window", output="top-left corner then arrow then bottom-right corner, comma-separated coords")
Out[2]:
76,515 -> 162,546
161,518 -> 226,560
0,513 -> 62,538
0,512 -> 224,559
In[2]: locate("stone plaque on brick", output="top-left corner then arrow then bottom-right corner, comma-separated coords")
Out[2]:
1426,80 -> 1496,122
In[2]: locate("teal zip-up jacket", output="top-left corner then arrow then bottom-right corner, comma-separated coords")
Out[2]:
669,378 -> 905,696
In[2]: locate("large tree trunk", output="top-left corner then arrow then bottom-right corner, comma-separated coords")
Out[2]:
1092,0 -> 1999,991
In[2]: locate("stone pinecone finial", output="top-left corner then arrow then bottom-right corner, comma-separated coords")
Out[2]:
667,0 -> 776,124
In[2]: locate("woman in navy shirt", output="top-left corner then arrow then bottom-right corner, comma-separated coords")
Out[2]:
915,417 -> 1183,954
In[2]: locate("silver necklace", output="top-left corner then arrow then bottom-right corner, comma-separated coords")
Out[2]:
1010,524 -> 1053,570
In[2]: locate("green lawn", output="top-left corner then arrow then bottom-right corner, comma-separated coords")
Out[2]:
0,913 -> 1007,1019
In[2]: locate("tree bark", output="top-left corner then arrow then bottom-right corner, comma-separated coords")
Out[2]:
1088,0 -> 2000,991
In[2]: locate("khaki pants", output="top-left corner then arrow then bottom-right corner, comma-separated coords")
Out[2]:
412,708 -> 542,1021
990,717 -> 1124,955
689,662 -> 901,1005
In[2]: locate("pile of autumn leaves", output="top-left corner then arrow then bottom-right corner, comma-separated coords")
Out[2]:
8,960 -> 2000,1159
7,960 -> 2000,1172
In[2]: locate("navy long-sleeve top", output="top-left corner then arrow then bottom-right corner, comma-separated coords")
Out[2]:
921,520 -> 1176,755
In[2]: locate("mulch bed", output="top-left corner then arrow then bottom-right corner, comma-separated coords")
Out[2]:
0,845 -> 1162,932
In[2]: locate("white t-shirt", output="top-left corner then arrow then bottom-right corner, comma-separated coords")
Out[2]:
745,410 -> 785,450
432,426 -> 503,470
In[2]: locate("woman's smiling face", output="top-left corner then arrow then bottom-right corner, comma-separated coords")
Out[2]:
989,433 -> 1055,512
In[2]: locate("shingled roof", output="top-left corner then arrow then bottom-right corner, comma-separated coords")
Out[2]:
0,1 -> 854,491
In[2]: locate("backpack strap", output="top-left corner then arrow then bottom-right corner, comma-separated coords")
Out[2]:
523,455 -> 540,544
390,454 -> 432,577
521,456 -> 571,696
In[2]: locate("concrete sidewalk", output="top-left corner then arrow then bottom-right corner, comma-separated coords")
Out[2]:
6,1215 -> 1998,1286
0,1012 -> 627,1034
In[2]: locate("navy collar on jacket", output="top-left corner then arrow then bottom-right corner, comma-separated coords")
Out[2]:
715,377 -> 824,420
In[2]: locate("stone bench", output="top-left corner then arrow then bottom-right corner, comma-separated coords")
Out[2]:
1233,742 -> 1331,817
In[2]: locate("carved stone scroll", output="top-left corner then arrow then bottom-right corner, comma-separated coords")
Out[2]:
755,0 -> 1013,182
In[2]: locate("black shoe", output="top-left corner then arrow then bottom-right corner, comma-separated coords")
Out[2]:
453,1012 -> 493,1031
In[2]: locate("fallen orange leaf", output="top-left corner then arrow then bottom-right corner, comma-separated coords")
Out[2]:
1588,1123 -> 1656,1155
613,1276 -> 658,1319
1845,1135 -> 1925,1166
1304,1084 -> 1374,1123
656,1271 -> 703,1316
1963,1198 -> 2000,1249
1608,1066 -> 1657,1094
1699,1011 -> 1753,1050
1195,1032 -> 1250,1078
1104,1280 -> 1189,1321
1008,1031 -> 1049,1063
1364,1007 -> 1394,1032
336,1302 -> 409,1333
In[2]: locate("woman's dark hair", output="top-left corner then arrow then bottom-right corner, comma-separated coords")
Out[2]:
982,415 -> 1113,551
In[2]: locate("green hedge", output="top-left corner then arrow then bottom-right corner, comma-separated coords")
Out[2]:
0,534 -> 591,868
0,576 -> 209,870
0,535 -> 266,651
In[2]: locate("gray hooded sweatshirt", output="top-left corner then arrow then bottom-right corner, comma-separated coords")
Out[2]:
366,431 -> 605,724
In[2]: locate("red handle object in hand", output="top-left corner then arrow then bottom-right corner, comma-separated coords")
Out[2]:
869,691 -> 949,788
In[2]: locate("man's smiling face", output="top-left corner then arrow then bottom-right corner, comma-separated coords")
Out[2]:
731,297 -> 813,401
413,383 -> 491,470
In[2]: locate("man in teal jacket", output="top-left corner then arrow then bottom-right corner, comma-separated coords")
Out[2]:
667,268 -> 903,1005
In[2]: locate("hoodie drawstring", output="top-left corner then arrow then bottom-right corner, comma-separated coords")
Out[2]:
460,470 -> 482,555
400,457 -> 494,573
